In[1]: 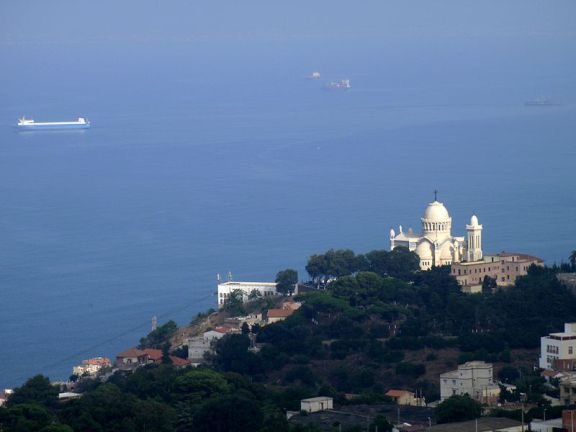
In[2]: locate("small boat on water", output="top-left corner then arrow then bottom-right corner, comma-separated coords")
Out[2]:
309,71 -> 321,79
524,97 -> 558,106
17,117 -> 91,130
325,79 -> 351,90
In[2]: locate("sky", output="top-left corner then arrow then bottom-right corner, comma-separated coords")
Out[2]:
2,1 -> 575,46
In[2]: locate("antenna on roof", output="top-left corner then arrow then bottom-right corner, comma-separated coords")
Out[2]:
228,271 -> 233,281
434,189 -> 438,201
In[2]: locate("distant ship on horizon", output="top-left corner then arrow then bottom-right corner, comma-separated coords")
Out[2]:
524,97 -> 559,106
17,117 -> 91,130
325,79 -> 351,90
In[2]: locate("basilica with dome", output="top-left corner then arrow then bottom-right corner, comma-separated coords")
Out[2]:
390,198 -> 483,271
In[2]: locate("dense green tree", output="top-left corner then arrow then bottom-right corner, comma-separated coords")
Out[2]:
132,398 -> 176,432
305,249 -> 360,284
0,402 -> 54,432
276,269 -> 298,295
7,375 -> 59,408
139,320 -> 178,349
482,275 -> 497,293
223,289 -> 246,315
385,247 -> 421,280
395,362 -> 426,378
305,254 -> 328,286
213,334 -> 262,375
370,415 -> 393,432
570,250 -> 576,271
192,394 -> 264,432
283,366 -> 316,386
39,425 -> 74,432
249,289 -> 262,299
498,366 -> 520,384
173,369 -> 230,404
435,395 -> 481,424
161,342 -> 172,364
241,322 -> 250,335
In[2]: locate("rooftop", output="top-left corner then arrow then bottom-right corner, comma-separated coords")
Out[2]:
429,417 -> 522,432
302,396 -> 333,402
218,281 -> 277,287
267,309 -> 294,318
386,390 -> 412,398
116,348 -> 147,358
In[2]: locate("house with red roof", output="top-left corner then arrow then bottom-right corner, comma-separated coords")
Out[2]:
385,389 -> 425,406
266,308 -> 294,323
142,348 -> 190,368
115,348 -> 148,370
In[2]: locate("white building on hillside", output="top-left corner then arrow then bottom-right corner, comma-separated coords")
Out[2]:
217,281 -> 277,308
390,196 -> 481,271
539,323 -> 576,370
440,361 -> 500,403
301,396 -> 333,413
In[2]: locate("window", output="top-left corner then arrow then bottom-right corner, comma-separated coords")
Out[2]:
570,346 -> 573,355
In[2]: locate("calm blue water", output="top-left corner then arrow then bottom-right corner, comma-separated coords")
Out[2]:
1,36 -> 575,388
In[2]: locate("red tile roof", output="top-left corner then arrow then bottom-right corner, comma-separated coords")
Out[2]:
117,348 -> 147,358
170,356 -> 190,367
542,369 -> 563,378
143,349 -> 163,362
386,389 -> 411,398
267,309 -> 294,318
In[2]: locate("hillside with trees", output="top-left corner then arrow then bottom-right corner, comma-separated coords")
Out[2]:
2,247 -> 576,431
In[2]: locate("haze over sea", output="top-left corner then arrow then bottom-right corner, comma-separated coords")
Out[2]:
1,1 -> 575,388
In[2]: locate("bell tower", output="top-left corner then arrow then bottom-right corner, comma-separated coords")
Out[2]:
466,214 -> 483,262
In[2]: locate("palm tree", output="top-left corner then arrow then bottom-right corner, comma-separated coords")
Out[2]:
569,250 -> 576,271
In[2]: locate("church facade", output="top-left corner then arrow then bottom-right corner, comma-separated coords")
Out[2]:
389,199 -> 482,271
391,197 -> 543,293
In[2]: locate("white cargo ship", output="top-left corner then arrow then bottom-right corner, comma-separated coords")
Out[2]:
17,117 -> 91,130
325,79 -> 351,90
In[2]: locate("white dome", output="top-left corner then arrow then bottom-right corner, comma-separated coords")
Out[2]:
415,241 -> 433,259
422,201 -> 450,222
470,214 -> 479,226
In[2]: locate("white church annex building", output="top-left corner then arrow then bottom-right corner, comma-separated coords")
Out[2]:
390,195 -> 482,271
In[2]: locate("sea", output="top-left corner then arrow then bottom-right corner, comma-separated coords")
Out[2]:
0,34 -> 575,388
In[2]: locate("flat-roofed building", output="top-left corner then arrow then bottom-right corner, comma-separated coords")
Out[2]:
72,357 -> 111,377
301,396 -> 333,413
539,323 -> 576,370
217,281 -> 277,308
451,252 -> 543,293
440,361 -> 500,404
